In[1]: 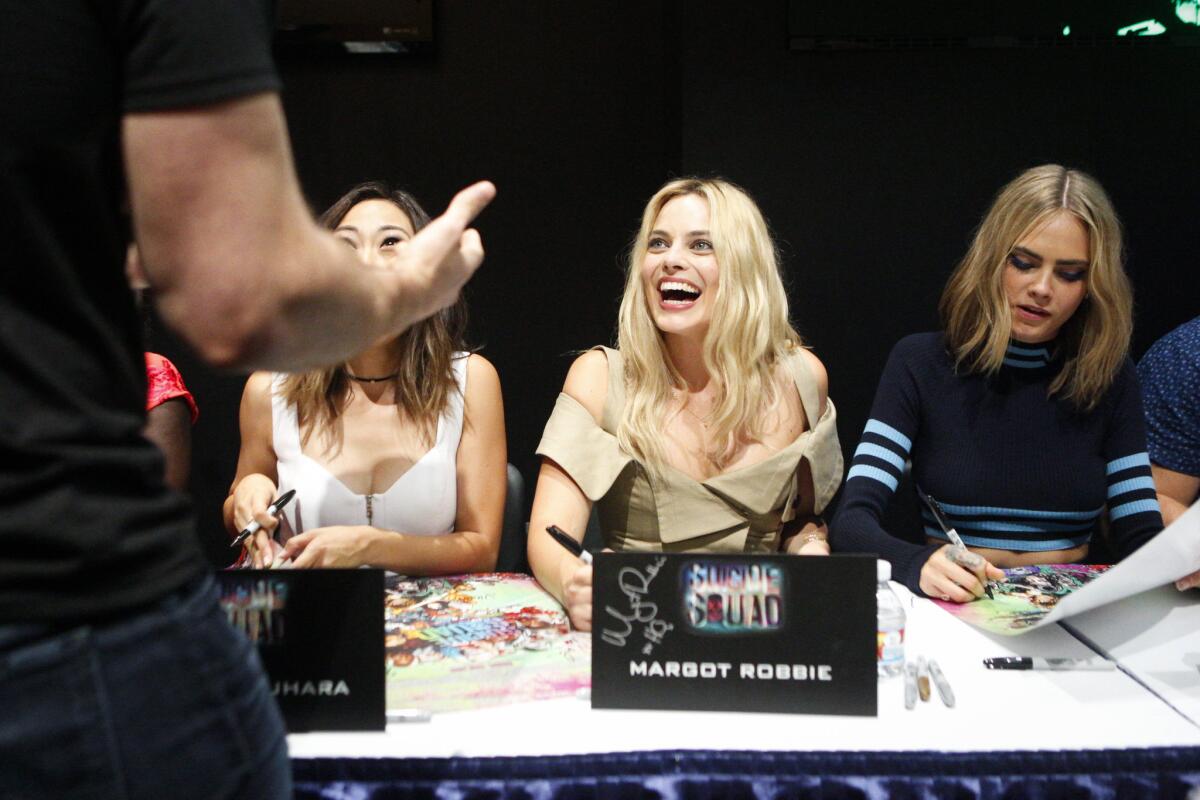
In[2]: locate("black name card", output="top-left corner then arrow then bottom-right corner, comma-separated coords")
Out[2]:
592,553 -> 876,715
216,569 -> 385,731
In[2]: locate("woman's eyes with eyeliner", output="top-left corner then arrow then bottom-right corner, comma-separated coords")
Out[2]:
1058,270 -> 1086,282
381,236 -> 405,248
691,240 -> 713,252
648,237 -> 669,250
1007,253 -> 1035,270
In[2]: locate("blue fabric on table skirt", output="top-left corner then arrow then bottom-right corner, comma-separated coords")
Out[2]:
0,573 -> 291,800
294,747 -> 1200,799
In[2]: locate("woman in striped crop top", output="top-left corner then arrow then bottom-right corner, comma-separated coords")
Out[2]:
223,182 -> 507,572
831,165 -> 1163,601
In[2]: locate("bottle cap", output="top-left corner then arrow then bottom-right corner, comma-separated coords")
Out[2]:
876,559 -> 891,582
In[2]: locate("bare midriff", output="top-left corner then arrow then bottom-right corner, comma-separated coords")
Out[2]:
925,537 -> 1089,567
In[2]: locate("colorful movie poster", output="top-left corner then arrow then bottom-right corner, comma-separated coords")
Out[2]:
931,564 -> 1110,635
385,573 -> 590,713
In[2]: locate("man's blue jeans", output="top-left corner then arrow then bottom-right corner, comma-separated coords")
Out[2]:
0,574 -> 291,799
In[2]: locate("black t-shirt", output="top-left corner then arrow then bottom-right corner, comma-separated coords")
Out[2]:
0,1 -> 280,622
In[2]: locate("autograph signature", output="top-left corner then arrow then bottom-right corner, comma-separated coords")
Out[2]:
600,557 -> 674,653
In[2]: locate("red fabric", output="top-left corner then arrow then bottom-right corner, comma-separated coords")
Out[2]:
144,352 -> 199,423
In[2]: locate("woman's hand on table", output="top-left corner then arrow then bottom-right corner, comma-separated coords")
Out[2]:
230,473 -> 282,568
283,526 -> 375,568
784,518 -> 830,555
919,544 -> 1004,603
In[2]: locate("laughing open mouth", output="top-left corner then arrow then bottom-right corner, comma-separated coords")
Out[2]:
659,280 -> 702,306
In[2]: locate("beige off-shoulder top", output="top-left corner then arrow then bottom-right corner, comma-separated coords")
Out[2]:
536,347 -> 843,553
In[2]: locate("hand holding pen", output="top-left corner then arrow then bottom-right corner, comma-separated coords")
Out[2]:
546,525 -> 594,631
918,492 -> 1004,603
547,524 -> 592,564
231,485 -> 295,568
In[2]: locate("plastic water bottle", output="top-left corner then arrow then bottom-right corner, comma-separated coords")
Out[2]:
876,559 -> 906,678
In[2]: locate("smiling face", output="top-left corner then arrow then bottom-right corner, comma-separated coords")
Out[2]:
333,199 -> 416,268
1003,210 -> 1091,344
641,193 -> 719,340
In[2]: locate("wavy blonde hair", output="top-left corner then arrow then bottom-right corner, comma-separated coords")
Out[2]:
616,178 -> 802,476
939,165 -> 1132,411
281,182 -> 466,447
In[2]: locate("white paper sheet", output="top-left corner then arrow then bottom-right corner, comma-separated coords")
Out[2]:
1031,498 -> 1200,629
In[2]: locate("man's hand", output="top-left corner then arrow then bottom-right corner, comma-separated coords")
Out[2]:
387,181 -> 496,328
125,93 -> 498,371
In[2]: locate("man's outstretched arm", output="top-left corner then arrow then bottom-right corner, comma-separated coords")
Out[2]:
124,92 -> 494,372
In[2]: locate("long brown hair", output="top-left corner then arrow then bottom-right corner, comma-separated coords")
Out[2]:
939,165 -> 1132,411
281,182 -> 467,445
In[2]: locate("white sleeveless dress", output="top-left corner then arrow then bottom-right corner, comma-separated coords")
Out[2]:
271,355 -> 467,543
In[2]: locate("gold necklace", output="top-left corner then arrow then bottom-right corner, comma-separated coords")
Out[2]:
675,390 -> 713,429
680,402 -> 711,428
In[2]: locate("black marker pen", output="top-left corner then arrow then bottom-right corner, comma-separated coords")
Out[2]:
546,525 -> 592,565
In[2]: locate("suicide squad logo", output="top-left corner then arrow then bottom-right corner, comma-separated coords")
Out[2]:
682,561 -> 785,633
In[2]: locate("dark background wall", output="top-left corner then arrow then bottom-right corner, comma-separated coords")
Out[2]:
150,2 -> 1199,567
678,4 -> 1200,492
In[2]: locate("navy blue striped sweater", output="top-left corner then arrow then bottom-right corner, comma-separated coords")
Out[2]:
830,333 -> 1163,594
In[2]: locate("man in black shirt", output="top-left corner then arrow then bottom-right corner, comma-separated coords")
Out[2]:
0,2 -> 493,797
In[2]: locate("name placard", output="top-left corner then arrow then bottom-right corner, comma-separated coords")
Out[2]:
591,553 -> 876,715
216,569 -> 385,731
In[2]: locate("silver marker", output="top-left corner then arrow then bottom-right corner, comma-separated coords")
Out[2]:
386,708 -> 432,723
904,661 -> 919,709
927,659 -> 956,707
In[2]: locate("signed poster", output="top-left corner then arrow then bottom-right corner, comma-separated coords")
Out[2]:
931,564 -> 1110,636
384,573 -> 590,713
591,553 -> 877,715
933,500 -> 1200,635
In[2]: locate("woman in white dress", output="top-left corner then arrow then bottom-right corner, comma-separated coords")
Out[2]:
224,182 -> 506,572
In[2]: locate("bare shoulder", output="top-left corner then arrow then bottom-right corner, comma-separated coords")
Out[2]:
460,354 -> 505,450
241,371 -> 275,413
236,371 -> 276,452
562,349 -> 609,425
779,347 -> 829,420
464,353 -> 503,407
465,353 -> 501,391
797,348 -> 829,398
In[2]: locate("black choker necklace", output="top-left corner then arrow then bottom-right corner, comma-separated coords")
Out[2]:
345,371 -> 398,383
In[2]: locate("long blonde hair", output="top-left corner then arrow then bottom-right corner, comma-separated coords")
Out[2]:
281,182 -> 466,446
616,178 -> 803,475
939,165 -> 1132,411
